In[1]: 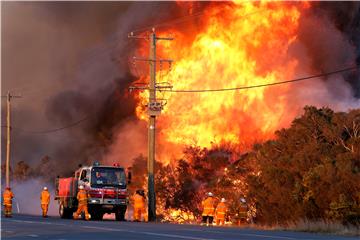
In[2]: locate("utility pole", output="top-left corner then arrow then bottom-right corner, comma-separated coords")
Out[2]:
148,30 -> 157,222
129,28 -> 173,222
2,91 -> 21,188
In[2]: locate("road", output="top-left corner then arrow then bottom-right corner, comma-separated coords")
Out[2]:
1,214 -> 357,240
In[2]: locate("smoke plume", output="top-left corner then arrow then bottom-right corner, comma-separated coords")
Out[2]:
12,179 -> 58,216
1,2 -> 360,188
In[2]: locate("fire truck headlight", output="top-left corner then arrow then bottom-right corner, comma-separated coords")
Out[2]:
91,199 -> 100,203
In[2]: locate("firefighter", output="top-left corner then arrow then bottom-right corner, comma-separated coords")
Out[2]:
133,189 -> 146,222
40,187 -> 50,217
215,198 -> 227,226
3,187 -> 14,218
94,171 -> 107,184
238,197 -> 248,225
74,185 -> 90,220
201,192 -> 216,226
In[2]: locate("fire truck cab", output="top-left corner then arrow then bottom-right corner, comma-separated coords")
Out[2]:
55,162 -> 129,221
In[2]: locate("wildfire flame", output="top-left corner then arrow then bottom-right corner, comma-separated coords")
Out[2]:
134,2 -> 309,161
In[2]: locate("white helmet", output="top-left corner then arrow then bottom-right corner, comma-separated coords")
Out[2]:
207,192 -> 214,197
79,185 -> 84,190
43,187 -> 48,190
221,198 -> 226,203
240,197 -> 246,203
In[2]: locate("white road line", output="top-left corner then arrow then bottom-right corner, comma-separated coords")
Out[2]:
82,226 -> 131,232
140,231 -> 218,240
5,219 -> 319,240
82,225 -> 218,240
8,219 -> 67,227
181,228 -> 316,240
27,234 -> 39,237
237,233 -> 305,240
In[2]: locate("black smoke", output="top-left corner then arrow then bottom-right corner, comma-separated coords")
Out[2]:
306,2 -> 360,97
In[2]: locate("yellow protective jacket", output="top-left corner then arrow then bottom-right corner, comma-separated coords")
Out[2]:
3,189 -> 14,205
41,190 -> 50,205
202,197 -> 216,216
216,202 -> 227,219
133,193 -> 145,209
77,189 -> 89,205
238,203 -> 248,218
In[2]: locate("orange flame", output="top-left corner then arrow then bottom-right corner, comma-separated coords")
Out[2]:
134,2 -> 308,161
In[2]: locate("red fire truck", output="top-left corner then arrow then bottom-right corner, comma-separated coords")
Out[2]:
55,162 -> 130,220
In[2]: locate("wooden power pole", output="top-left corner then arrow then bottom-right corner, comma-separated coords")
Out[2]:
2,91 -> 21,188
129,28 -> 173,222
148,30 -> 157,222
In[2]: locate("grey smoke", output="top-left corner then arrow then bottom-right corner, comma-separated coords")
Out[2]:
282,2 -> 360,123
1,2 -> 360,189
12,179 -> 58,216
1,2 -> 182,179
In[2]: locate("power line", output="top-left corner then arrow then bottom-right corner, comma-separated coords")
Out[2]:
130,7 -> 268,35
2,115 -> 92,134
159,65 -> 359,93
8,68 -> 357,134
130,9 -> 211,34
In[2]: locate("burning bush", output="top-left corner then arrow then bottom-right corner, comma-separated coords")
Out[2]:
128,106 -> 360,225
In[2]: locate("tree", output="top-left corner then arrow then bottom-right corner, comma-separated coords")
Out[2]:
247,106 -> 360,225
13,161 -> 31,181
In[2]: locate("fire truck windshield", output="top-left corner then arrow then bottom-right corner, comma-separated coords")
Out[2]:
91,167 -> 126,188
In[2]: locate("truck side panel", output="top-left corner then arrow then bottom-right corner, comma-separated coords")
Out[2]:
56,177 -> 78,209
58,177 -> 77,198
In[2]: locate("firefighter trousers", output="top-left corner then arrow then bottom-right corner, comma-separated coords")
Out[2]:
133,207 -> 144,221
74,204 -> 90,220
202,215 -> 214,225
216,218 -> 225,225
41,204 -> 49,217
4,204 -> 12,217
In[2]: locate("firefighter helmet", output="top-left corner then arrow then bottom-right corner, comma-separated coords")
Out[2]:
221,198 -> 226,203
43,187 -> 48,190
79,185 -> 84,190
207,192 -> 214,197
240,197 -> 246,203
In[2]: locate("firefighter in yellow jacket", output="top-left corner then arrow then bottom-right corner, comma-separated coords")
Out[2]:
40,187 -> 50,217
3,187 -> 14,217
201,192 -> 216,226
215,198 -> 227,226
237,197 -> 248,225
74,185 -> 90,220
133,189 -> 146,222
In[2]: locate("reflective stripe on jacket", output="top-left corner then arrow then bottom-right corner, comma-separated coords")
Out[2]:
77,190 -> 89,205
3,189 -> 14,205
238,203 -> 248,218
202,197 -> 216,216
216,202 -> 227,219
41,190 -> 50,205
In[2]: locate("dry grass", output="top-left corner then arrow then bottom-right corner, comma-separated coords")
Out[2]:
274,219 -> 360,236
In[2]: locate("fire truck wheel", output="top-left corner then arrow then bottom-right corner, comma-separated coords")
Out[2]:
91,212 -> 104,221
59,203 -> 72,219
115,206 -> 126,221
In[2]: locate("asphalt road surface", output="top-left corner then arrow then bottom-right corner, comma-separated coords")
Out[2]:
1,214 -> 358,240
